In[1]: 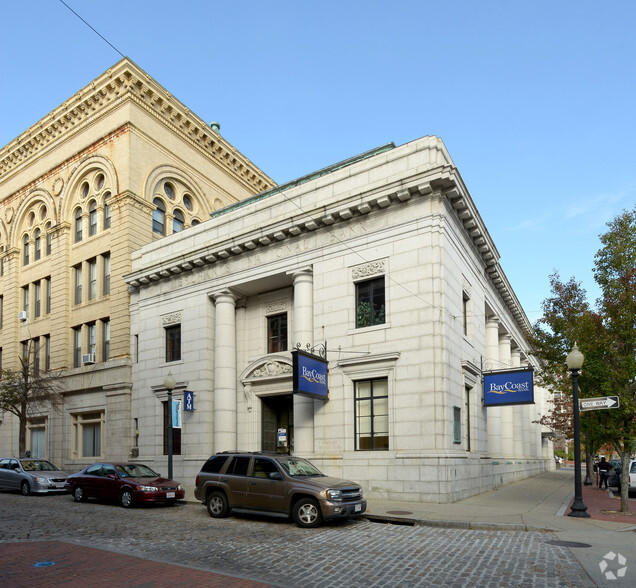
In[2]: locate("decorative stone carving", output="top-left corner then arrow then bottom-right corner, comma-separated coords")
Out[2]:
161,312 -> 182,326
351,260 -> 386,280
265,300 -> 287,314
251,360 -> 292,378
53,178 -> 64,196
5,207 -> 13,223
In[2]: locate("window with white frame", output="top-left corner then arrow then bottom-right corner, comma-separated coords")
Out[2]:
88,258 -> 97,301
73,327 -> 82,368
72,412 -> 103,458
74,264 -> 82,305
102,253 -> 110,296
102,318 -> 110,361
28,418 -> 47,458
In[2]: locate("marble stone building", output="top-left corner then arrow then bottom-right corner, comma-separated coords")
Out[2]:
126,137 -> 554,503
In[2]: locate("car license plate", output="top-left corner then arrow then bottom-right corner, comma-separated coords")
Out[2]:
354,503 -> 362,512
166,492 -> 175,498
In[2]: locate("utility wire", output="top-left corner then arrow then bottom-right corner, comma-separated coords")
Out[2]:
59,0 -> 125,59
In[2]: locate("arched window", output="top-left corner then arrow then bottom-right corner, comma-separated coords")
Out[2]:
23,234 -> 30,265
74,208 -> 83,243
45,223 -> 52,256
152,198 -> 166,235
173,209 -> 185,233
103,192 -> 111,230
89,201 -> 97,236
34,229 -> 41,261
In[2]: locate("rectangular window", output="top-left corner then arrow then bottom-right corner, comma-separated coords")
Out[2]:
88,259 -> 97,301
34,233 -> 41,261
33,337 -> 40,375
102,319 -> 110,362
465,386 -> 471,452
354,378 -> 389,451
102,253 -> 110,296
267,313 -> 288,353
22,285 -> 29,316
462,292 -> 469,336
453,406 -> 462,444
45,277 -> 51,315
28,419 -> 46,458
73,327 -> 82,368
44,335 -> 51,371
0,295 -> 3,329
46,232 -> 52,256
74,264 -> 82,305
34,281 -> 41,318
163,401 -> 182,455
73,412 -> 103,458
87,322 -> 96,356
165,324 -> 181,362
356,277 -> 385,328
21,340 -> 29,361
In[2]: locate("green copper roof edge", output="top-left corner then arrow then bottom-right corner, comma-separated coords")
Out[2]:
210,142 -> 396,219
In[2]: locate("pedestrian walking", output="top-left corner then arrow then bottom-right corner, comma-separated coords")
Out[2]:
597,457 -> 612,489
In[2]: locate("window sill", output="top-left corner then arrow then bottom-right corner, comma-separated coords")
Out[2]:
348,322 -> 390,335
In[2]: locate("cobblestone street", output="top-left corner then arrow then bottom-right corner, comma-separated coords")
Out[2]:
0,492 -> 594,587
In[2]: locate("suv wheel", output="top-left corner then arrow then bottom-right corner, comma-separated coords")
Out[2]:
207,491 -> 229,518
293,497 -> 323,528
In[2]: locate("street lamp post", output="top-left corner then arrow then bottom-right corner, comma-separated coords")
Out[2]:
164,372 -> 176,481
566,343 -> 590,517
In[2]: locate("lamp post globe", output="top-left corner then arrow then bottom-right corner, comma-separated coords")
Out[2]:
566,343 -> 589,518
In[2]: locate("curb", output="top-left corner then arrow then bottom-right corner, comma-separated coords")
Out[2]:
363,514 -> 558,533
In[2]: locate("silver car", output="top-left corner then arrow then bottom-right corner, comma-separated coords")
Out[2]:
0,457 -> 69,495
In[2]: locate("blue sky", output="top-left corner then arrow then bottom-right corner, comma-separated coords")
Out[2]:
1,1 -> 634,322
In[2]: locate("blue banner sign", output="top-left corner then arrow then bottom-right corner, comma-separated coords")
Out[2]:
483,368 -> 534,407
184,391 -> 194,412
292,349 -> 329,400
171,399 -> 182,429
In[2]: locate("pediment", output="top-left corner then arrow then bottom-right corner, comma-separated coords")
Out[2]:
241,356 -> 293,383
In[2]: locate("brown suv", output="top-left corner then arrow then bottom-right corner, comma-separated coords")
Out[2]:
194,452 -> 366,528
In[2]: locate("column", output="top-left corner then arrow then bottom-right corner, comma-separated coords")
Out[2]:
499,334 -> 514,458
511,347 -> 525,458
290,268 -> 314,455
485,316 -> 502,457
212,289 -> 237,451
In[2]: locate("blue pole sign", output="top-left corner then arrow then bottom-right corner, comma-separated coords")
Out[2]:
172,399 -> 182,429
292,349 -> 329,400
483,368 -> 534,407
184,391 -> 194,412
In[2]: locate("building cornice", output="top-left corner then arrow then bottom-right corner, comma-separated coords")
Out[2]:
124,146 -> 532,338
0,58 -> 276,195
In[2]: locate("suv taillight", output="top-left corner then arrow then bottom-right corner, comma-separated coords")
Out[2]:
195,475 -> 199,487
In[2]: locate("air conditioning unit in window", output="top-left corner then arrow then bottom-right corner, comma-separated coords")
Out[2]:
82,353 -> 96,365
18,311 -> 28,322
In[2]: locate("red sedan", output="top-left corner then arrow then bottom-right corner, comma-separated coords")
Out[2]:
65,462 -> 184,508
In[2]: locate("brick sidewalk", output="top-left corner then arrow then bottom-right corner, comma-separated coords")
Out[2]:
573,483 -> 636,523
0,541 -> 274,587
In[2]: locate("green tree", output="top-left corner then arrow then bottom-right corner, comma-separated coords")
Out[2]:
0,346 -> 64,457
532,206 -> 636,513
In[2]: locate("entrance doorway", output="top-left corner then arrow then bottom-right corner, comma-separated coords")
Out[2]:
261,395 -> 293,454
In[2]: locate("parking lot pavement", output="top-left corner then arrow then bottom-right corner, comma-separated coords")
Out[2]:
0,491 -> 594,587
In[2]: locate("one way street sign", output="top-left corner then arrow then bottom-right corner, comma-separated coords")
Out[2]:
579,396 -> 620,411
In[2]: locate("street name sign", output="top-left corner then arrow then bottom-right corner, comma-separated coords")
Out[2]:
579,396 -> 620,411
